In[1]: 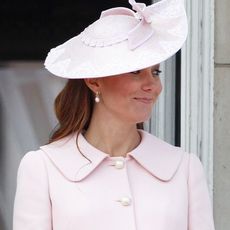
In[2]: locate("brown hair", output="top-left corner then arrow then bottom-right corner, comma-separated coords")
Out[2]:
49,79 -> 143,143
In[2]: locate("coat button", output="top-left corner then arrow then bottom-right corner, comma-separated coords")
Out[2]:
118,197 -> 132,206
114,159 -> 125,169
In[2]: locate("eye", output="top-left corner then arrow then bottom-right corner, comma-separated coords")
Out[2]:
130,70 -> 141,75
152,69 -> 162,77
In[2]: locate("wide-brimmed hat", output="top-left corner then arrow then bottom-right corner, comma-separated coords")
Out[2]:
44,0 -> 188,79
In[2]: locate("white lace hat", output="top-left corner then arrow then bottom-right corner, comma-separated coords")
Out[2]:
44,0 -> 188,79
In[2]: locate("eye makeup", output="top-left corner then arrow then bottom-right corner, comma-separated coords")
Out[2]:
151,69 -> 162,76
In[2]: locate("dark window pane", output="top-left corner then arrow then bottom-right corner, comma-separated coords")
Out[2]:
0,0 -> 151,60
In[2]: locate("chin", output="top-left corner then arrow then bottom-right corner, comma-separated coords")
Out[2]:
133,113 -> 152,124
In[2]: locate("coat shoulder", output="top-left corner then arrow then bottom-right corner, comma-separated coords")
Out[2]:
19,150 -> 47,168
17,150 -> 48,178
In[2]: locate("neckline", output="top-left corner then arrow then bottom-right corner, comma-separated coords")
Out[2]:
78,129 -> 144,159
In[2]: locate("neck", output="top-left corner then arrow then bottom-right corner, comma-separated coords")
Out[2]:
84,107 -> 141,157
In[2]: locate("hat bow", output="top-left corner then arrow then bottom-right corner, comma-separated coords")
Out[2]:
129,0 -> 153,23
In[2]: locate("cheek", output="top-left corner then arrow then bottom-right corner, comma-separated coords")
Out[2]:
101,80 -> 132,102
155,80 -> 163,96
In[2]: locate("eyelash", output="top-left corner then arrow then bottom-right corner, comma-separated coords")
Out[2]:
152,69 -> 162,76
131,69 -> 162,76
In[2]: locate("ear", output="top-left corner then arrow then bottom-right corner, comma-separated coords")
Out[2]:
84,78 -> 101,94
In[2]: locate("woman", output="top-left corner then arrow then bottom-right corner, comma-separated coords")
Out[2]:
13,0 -> 215,229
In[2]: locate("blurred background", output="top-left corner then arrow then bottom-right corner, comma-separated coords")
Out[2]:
0,0 -> 230,229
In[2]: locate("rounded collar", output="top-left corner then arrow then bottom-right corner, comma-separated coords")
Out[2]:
40,130 -> 184,182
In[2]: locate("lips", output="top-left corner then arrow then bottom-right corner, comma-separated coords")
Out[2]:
134,97 -> 153,104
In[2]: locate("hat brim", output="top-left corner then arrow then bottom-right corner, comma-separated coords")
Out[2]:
44,1 -> 188,79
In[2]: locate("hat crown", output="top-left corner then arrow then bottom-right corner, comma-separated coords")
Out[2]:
85,15 -> 138,39
80,11 -> 142,48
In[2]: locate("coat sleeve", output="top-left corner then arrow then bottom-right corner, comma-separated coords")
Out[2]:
188,153 -> 215,230
13,151 -> 52,230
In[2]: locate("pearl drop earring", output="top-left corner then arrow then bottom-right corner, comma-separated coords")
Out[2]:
95,92 -> 100,103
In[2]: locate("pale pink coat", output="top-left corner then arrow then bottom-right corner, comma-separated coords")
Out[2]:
13,130 -> 215,230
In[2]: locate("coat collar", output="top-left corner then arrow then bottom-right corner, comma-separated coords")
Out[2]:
40,130 -> 184,182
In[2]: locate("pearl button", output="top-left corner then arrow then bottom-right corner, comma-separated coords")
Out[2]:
114,159 -> 125,169
118,197 -> 132,206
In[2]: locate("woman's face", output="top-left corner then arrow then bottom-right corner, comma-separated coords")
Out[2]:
94,64 -> 162,124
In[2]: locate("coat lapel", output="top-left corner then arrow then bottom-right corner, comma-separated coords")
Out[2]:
40,130 -> 184,182
40,133 -> 107,182
129,131 -> 184,181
